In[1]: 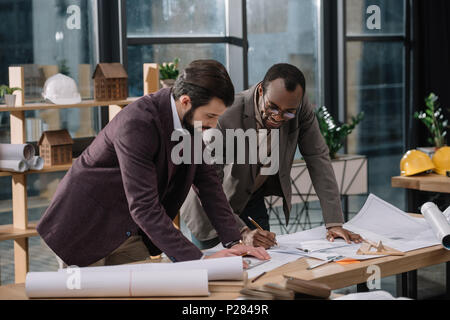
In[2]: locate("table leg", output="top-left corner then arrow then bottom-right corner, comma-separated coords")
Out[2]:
407,270 -> 418,299
396,273 -> 408,297
446,262 -> 450,298
356,283 -> 369,293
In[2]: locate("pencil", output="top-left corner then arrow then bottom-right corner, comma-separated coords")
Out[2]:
248,216 -> 263,230
247,216 -> 278,246
251,271 -> 267,283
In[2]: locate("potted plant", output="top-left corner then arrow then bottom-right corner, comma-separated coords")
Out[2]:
0,85 -> 22,107
316,105 -> 365,160
414,93 -> 448,153
159,58 -> 180,88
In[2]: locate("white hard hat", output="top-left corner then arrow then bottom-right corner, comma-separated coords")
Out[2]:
42,73 -> 81,105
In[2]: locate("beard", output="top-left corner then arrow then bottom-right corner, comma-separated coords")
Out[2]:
182,108 -> 195,135
262,112 -> 284,129
181,108 -> 212,134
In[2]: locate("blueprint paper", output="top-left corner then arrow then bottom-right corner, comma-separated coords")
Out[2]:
26,269 -> 209,298
334,290 -> 411,300
26,156 -> 44,170
0,159 -> 29,172
0,143 -> 35,161
245,252 -> 302,278
59,256 -> 244,281
344,194 -> 440,254
443,206 -> 450,224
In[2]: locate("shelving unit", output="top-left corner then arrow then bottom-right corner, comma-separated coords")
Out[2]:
0,64 -> 159,283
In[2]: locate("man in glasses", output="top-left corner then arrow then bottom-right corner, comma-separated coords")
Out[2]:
181,63 -> 362,249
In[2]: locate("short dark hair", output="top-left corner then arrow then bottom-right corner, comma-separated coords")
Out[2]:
172,59 -> 235,109
262,63 -> 306,95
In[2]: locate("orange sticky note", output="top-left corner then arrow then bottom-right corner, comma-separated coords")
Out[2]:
336,259 -> 361,265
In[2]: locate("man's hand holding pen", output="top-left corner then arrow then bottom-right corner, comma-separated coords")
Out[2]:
241,216 -> 278,249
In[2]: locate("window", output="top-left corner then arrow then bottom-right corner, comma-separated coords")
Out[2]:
342,0 -> 408,210
124,0 -> 242,97
247,0 -> 323,107
126,0 -> 226,37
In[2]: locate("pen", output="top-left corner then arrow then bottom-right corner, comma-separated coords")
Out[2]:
251,271 -> 267,283
247,216 -> 278,246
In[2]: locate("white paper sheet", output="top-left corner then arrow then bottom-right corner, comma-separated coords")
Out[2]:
26,156 -> 44,170
344,194 -> 440,253
0,159 -> 29,172
0,143 -> 35,161
60,256 -> 244,281
202,242 -> 307,279
443,206 -> 450,223
334,290 -> 411,300
26,269 -> 209,298
246,252 -> 303,279
421,202 -> 450,250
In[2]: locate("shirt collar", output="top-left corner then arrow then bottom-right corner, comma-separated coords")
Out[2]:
170,95 -> 183,130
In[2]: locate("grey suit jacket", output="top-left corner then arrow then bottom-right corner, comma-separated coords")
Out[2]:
181,85 -> 344,241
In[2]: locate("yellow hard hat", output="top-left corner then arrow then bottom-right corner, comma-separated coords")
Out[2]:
400,150 -> 435,176
432,146 -> 450,176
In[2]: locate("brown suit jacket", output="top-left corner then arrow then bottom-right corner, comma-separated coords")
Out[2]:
37,88 -> 241,266
181,85 -> 344,241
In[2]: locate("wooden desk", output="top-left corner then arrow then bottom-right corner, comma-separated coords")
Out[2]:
392,173 -> 450,193
1,243 -> 449,300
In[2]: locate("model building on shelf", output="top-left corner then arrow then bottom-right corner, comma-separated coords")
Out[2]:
38,129 -> 73,167
93,63 -> 128,101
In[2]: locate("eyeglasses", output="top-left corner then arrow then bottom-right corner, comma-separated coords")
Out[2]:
262,93 -> 297,121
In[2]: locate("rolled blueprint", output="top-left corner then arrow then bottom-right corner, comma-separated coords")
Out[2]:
0,159 -> 29,173
444,206 -> 450,224
26,269 -> 209,298
59,256 -> 244,281
421,202 -> 450,250
0,144 -> 35,161
26,156 -> 44,171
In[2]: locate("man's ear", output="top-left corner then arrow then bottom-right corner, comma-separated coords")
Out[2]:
258,84 -> 263,97
179,95 -> 192,112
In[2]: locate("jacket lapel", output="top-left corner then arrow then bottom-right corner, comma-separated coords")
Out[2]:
153,88 -> 176,182
242,85 -> 258,180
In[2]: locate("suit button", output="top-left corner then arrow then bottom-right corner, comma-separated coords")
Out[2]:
246,189 -> 252,195
126,231 -> 131,237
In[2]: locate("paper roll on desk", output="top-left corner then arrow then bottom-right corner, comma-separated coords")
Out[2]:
26,269 -> 209,298
421,202 -> 450,250
0,144 -> 35,161
26,156 -> 44,170
444,206 -> 450,224
58,256 -> 244,281
0,160 -> 29,173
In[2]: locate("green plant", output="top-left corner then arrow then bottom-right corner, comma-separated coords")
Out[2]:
0,85 -> 22,97
414,93 -> 448,148
58,59 -> 70,76
316,106 -> 364,159
159,58 -> 180,80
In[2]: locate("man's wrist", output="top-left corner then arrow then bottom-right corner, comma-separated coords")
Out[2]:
326,223 -> 343,230
224,239 -> 243,249
240,226 -> 250,235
